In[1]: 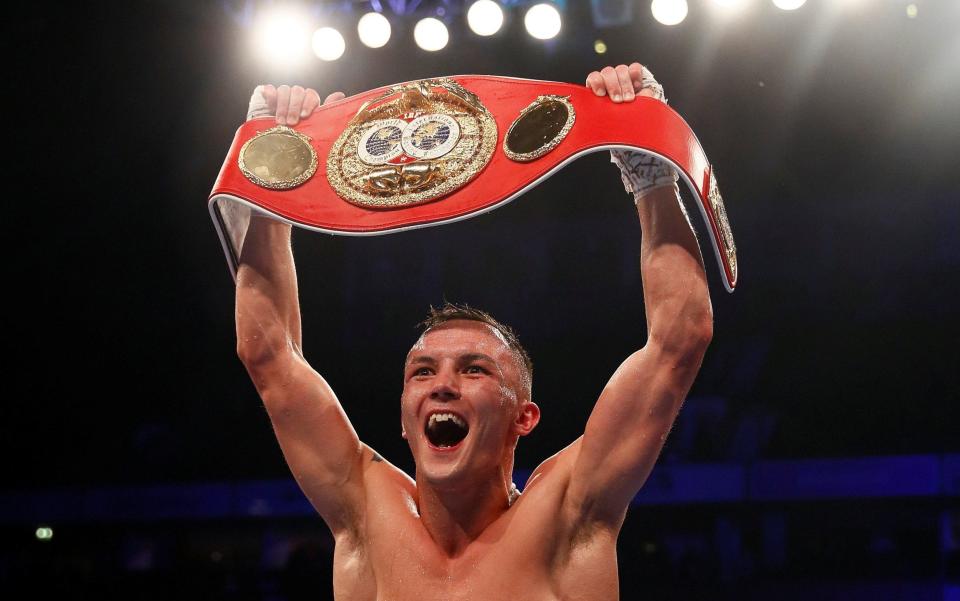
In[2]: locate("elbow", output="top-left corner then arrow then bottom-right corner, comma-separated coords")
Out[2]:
236,322 -> 293,371
237,337 -> 301,407
237,338 -> 273,369
677,320 -> 713,366
649,312 -> 713,366
692,313 -> 714,350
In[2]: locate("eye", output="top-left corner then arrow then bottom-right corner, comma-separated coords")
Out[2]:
413,367 -> 433,377
465,365 -> 487,375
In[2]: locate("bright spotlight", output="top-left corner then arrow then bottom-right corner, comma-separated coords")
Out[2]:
467,1 -> 504,36
772,0 -> 806,10
35,526 -> 53,541
414,18 -> 449,51
905,3 -> 918,18
253,8 -> 311,68
312,27 -> 345,61
594,39 -> 608,54
358,12 -> 391,48
525,3 -> 562,40
651,0 -> 688,26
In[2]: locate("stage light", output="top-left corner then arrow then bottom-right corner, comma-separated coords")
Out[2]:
906,4 -> 918,18
772,0 -> 806,10
525,3 -> 562,40
651,0 -> 688,26
252,8 -> 311,68
594,39 -> 608,54
312,27 -> 345,61
35,526 -> 53,541
414,18 -> 449,51
467,1 -> 504,36
358,12 -> 391,48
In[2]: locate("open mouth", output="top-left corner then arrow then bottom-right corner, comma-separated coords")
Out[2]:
424,412 -> 469,449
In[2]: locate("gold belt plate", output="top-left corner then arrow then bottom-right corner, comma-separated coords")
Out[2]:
327,78 -> 498,209
708,171 -> 737,284
238,126 -> 318,190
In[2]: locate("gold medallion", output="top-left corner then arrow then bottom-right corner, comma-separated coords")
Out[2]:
503,95 -> 575,162
708,171 -> 737,283
327,78 -> 498,209
238,125 -> 317,190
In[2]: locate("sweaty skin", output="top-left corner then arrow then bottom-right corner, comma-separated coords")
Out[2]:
236,64 -> 713,600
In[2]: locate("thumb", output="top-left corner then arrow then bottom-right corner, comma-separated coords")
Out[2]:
323,91 -> 346,105
262,84 -> 278,110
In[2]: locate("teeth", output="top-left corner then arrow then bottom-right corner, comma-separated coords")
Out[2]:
428,412 -> 467,429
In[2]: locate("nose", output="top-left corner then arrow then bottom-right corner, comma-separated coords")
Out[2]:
429,370 -> 460,401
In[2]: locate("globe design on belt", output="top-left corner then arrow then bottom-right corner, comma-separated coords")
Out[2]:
401,114 -> 461,160
411,122 -> 447,150
327,78 -> 497,209
365,126 -> 402,156
357,119 -> 407,165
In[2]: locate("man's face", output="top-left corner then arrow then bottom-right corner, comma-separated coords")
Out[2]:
401,320 -> 536,486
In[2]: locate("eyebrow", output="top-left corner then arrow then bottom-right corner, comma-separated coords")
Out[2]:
407,355 -> 438,367
461,353 -> 497,365
405,353 -> 499,368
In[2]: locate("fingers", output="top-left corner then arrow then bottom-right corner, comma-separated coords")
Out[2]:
275,85 -> 291,124
301,89 -> 321,116
593,65 -> 635,102
262,84 -> 277,111
585,71 -> 606,97
614,64 -> 634,102
256,85 -> 341,125
323,91 -> 346,105
600,66 -> 622,101
287,85 -> 305,123
586,63 -> 664,103
628,63 -> 645,93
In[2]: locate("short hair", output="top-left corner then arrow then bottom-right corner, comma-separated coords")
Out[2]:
417,302 -> 533,392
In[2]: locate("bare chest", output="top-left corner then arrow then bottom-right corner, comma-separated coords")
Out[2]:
332,506 -> 619,601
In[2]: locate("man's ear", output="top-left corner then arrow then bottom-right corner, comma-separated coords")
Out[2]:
402,427 -> 408,440
514,401 -> 540,437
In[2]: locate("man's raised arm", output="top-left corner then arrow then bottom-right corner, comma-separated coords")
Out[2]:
235,85 -> 368,534
565,64 -> 714,528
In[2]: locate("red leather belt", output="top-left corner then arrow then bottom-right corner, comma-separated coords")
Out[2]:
209,75 -> 737,291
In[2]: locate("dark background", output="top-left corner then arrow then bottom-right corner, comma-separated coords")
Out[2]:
4,1 -> 959,599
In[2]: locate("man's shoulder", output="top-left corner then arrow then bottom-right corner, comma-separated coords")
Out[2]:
523,438 -> 581,494
335,445 -> 417,540
360,445 -> 416,488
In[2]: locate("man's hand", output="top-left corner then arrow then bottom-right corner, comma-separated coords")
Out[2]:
587,63 -> 676,198
246,84 -> 346,125
585,62 -> 665,103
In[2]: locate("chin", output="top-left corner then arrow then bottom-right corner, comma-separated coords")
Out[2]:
414,444 -> 470,486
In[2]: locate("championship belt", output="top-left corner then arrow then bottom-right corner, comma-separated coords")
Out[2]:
209,75 -> 738,292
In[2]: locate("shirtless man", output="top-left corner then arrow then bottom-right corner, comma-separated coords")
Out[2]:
236,63 -> 713,600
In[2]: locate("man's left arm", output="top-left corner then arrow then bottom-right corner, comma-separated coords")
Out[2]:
563,64 -> 713,528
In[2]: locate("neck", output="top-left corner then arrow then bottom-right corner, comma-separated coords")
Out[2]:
415,464 -> 516,557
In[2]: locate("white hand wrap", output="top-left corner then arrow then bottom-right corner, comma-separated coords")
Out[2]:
246,85 -> 274,121
609,66 -> 679,199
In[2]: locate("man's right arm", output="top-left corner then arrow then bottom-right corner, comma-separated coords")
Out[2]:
235,86 -> 366,534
